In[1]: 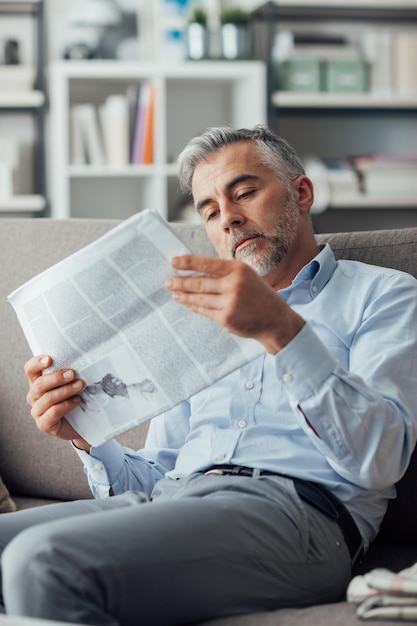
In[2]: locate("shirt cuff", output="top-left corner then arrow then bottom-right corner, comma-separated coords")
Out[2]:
275,323 -> 338,401
71,440 -> 125,498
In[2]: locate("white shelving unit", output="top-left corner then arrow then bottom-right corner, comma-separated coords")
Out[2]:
0,0 -> 47,216
0,92 -> 46,215
49,60 -> 266,220
252,1 -> 417,230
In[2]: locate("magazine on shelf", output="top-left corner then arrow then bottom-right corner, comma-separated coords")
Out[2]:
7,209 -> 263,447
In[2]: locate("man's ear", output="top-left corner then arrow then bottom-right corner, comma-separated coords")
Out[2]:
293,176 -> 314,214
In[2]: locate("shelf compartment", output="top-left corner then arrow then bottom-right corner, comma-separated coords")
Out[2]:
69,177 -> 160,221
49,60 -> 266,219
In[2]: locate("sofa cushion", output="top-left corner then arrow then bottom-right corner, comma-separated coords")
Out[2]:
315,227 -> 417,279
0,475 -> 16,513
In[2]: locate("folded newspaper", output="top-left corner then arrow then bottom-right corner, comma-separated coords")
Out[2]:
8,209 -> 263,446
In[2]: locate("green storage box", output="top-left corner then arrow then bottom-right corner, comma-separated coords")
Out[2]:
276,59 -> 323,92
326,60 -> 368,93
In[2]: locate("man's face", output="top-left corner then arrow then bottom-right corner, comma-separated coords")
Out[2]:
192,141 -> 301,279
101,375 -> 128,398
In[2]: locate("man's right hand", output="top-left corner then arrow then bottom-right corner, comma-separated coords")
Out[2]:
25,355 -> 91,452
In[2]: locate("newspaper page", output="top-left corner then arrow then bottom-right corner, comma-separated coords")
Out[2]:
8,209 -> 264,446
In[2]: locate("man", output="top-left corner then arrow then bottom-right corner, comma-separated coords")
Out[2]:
1,125 -> 417,626
80,373 -> 157,413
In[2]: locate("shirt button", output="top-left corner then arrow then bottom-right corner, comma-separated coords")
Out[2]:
283,373 -> 293,383
245,381 -> 254,390
238,419 -> 247,429
216,453 -> 226,462
93,463 -> 103,471
312,285 -> 318,293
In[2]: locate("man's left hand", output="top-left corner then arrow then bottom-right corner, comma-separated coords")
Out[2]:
165,255 -> 305,354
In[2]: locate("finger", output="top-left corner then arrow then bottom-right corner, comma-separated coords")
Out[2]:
166,273 -> 223,295
171,255 -> 232,276
27,369 -> 83,406
30,377 -> 84,418
172,290 -> 221,311
24,354 -> 52,384
33,399 -> 82,439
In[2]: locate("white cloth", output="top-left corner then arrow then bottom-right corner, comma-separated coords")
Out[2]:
347,562 -> 417,621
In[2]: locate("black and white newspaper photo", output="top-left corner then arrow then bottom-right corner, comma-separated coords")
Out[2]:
8,209 -> 264,446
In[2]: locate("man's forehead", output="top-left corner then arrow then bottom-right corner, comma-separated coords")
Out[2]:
193,143 -> 261,183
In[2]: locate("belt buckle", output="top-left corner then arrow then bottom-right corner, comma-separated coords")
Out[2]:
205,469 -> 225,476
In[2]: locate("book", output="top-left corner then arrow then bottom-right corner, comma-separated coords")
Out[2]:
126,83 -> 140,159
73,104 -> 106,166
0,139 -> 18,198
70,106 -> 86,165
393,30 -> 417,97
362,29 -> 394,95
141,83 -> 155,165
7,209 -> 263,447
130,81 -> 155,165
99,94 -> 130,167
130,81 -> 151,164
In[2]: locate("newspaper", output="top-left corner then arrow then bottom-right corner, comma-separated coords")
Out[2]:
8,209 -> 264,446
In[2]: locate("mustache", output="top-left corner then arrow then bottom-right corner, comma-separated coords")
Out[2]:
229,230 -> 266,258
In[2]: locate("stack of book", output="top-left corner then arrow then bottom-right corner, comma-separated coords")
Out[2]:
323,159 -> 361,204
303,157 -> 361,211
350,154 -> 417,198
70,81 -> 155,167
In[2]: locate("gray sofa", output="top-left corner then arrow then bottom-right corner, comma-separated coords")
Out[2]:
0,218 -> 416,626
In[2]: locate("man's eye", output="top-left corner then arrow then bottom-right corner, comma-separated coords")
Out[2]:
206,210 -> 219,221
237,190 -> 254,201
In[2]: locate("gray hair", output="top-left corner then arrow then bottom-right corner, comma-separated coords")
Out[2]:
177,124 -> 305,194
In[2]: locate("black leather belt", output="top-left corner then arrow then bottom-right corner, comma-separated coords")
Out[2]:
204,464 -> 364,567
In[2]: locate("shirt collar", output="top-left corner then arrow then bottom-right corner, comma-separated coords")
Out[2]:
279,244 -> 337,299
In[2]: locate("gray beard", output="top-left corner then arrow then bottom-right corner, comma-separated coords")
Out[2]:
228,195 -> 299,277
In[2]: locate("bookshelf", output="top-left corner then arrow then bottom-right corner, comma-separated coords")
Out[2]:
49,60 -> 266,221
0,0 -> 47,216
251,1 -> 417,231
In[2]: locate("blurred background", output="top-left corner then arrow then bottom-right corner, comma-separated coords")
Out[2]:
0,0 -> 416,232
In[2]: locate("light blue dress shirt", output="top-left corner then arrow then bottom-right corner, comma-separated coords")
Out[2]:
77,244 -> 417,547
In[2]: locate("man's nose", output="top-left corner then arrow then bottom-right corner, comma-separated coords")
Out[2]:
220,201 -> 245,231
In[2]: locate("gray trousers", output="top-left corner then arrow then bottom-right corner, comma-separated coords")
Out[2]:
0,474 -> 352,625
